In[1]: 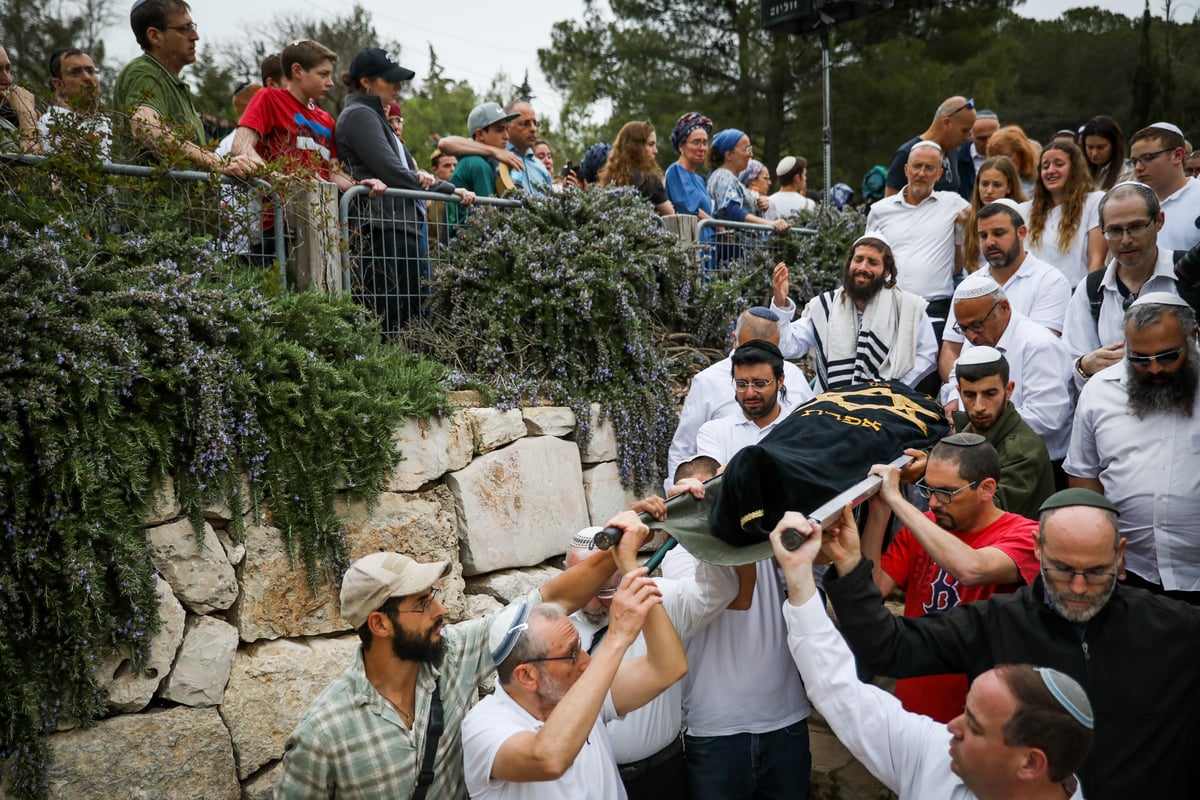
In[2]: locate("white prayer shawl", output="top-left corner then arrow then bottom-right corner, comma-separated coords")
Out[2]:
805,286 -> 927,391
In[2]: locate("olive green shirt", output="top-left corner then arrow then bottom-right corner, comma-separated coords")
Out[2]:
113,53 -> 205,163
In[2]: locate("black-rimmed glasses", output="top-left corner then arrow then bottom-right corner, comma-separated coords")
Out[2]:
914,479 -> 978,504
393,589 -> 444,614
952,302 -> 1000,335
1102,218 -> 1155,240
524,645 -> 580,666
1041,559 -> 1117,586
1125,148 -> 1172,169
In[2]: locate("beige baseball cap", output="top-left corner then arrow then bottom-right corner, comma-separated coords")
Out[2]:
339,552 -> 449,629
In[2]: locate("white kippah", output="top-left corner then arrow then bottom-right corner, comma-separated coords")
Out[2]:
1110,180 -> 1152,192
569,526 -> 605,550
957,345 -> 1004,367
910,140 -> 943,155
853,231 -> 893,250
987,197 -> 1026,224
776,156 -> 798,175
954,274 -> 1001,302
1149,121 -> 1184,137
1129,291 -> 1190,309
489,602 -> 532,666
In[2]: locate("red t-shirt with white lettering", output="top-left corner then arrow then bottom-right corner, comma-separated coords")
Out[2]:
882,511 -> 1039,722
238,87 -> 336,180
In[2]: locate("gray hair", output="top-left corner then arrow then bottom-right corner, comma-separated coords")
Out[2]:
1098,182 -> 1160,228
496,603 -> 567,685
1125,301 -> 1197,334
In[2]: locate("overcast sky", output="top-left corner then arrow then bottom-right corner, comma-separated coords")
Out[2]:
99,0 -> 1173,121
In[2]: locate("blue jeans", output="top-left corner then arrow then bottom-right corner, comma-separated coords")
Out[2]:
683,719 -> 812,800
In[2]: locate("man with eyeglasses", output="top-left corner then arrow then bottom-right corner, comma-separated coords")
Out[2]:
868,141 -> 971,346
502,100 -> 554,193
1062,182 -> 1187,389
665,308 -> 811,493
39,48 -> 110,156
1127,122 -> 1200,250
1066,293 -> 1200,605
695,340 -> 796,465
943,274 -> 1074,467
274,511 -> 654,800
856,433 -> 1039,722
818,486 -> 1200,800
462,530 -> 688,800
939,200 -> 1071,381
114,0 -> 253,174
884,95 -> 977,199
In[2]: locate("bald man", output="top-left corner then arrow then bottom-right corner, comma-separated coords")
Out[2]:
885,95 -> 978,198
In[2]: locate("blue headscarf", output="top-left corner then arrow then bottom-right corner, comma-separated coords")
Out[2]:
712,129 -> 746,161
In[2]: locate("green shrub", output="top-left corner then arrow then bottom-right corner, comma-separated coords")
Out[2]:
0,201 -> 448,798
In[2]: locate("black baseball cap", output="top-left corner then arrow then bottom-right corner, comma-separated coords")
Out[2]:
349,48 -> 415,83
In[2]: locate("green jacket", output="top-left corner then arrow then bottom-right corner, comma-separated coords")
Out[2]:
953,402 -> 1055,520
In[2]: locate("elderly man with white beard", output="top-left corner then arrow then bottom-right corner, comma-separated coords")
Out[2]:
1066,292 -> 1200,604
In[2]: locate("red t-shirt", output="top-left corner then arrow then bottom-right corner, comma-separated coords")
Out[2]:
881,511 -> 1040,722
238,87 -> 336,180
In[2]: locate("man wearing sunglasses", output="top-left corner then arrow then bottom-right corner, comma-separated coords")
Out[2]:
462,531 -> 688,800
944,274 -> 1074,466
1063,182 -> 1188,389
1127,122 -> 1200,251
819,486 -> 1200,800
883,95 -> 977,199
857,433 -> 1039,723
1066,293 -> 1200,604
275,511 -> 654,800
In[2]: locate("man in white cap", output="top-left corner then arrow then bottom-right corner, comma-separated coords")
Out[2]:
769,233 -> 938,392
764,156 -> 816,221
951,346 -> 1055,519
564,480 -> 738,800
944,274 -> 1074,466
1062,182 -> 1188,389
767,511 -> 1091,800
1066,292 -> 1200,603
1127,122 -> 1200,250
939,200 -> 1071,380
868,140 -> 971,344
461,540 -> 688,799
274,510 -> 652,800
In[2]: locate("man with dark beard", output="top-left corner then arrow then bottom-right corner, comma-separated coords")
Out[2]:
1066,292 -> 1200,603
857,433 -> 1039,722
274,511 -> 653,799
817,487 -> 1200,800
769,234 -> 937,392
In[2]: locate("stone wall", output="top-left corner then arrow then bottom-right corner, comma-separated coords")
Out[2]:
17,400 -> 890,800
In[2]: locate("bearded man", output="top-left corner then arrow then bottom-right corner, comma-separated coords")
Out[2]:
769,234 -> 937,392
1066,292 -> 1200,604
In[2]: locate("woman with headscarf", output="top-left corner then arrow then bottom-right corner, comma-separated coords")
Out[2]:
706,128 -> 788,232
597,120 -> 674,215
738,159 -> 772,212
664,112 -> 714,220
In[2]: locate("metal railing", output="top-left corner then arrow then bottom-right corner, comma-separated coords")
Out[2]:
694,217 -> 819,277
1,152 -> 287,288
338,186 -> 521,335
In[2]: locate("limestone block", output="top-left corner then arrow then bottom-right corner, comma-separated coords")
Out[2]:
449,389 -> 483,407
216,527 -> 246,566
447,436 -> 590,575
219,635 -> 359,779
45,706 -> 239,800
581,461 -> 642,527
145,518 -> 239,614
387,411 -> 474,492
466,564 -> 564,605
232,487 -> 465,641
239,761 -> 281,800
97,577 -> 185,713
579,403 -> 617,463
160,615 -> 239,707
462,592 -> 504,619
142,475 -> 182,525
467,408 -> 527,454
522,406 -> 576,437
342,485 -> 466,622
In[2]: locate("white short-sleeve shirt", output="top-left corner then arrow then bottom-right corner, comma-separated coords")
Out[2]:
1020,192 -> 1103,286
866,190 -> 970,303
1158,177 -> 1200,251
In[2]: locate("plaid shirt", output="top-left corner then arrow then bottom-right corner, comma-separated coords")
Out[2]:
274,616 -> 495,799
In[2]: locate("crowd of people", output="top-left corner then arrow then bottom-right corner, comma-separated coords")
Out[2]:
6,2 -> 1200,798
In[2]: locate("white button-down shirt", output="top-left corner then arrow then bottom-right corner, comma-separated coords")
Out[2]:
943,252 -> 1072,342
1065,362 -> 1200,590
947,311 -> 1075,459
696,403 -> 793,465
1158,177 -> 1200,251
866,190 -> 970,303
666,356 -> 812,491
1061,248 -> 1182,388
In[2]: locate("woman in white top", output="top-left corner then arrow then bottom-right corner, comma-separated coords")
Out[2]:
1020,139 -> 1106,285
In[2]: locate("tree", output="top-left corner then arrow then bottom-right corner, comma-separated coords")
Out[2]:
402,47 -> 483,168
0,0 -> 117,96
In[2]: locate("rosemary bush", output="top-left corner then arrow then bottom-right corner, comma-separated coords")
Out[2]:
0,165 -> 448,797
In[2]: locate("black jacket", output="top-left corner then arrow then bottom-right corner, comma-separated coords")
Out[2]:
824,556 -> 1200,800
